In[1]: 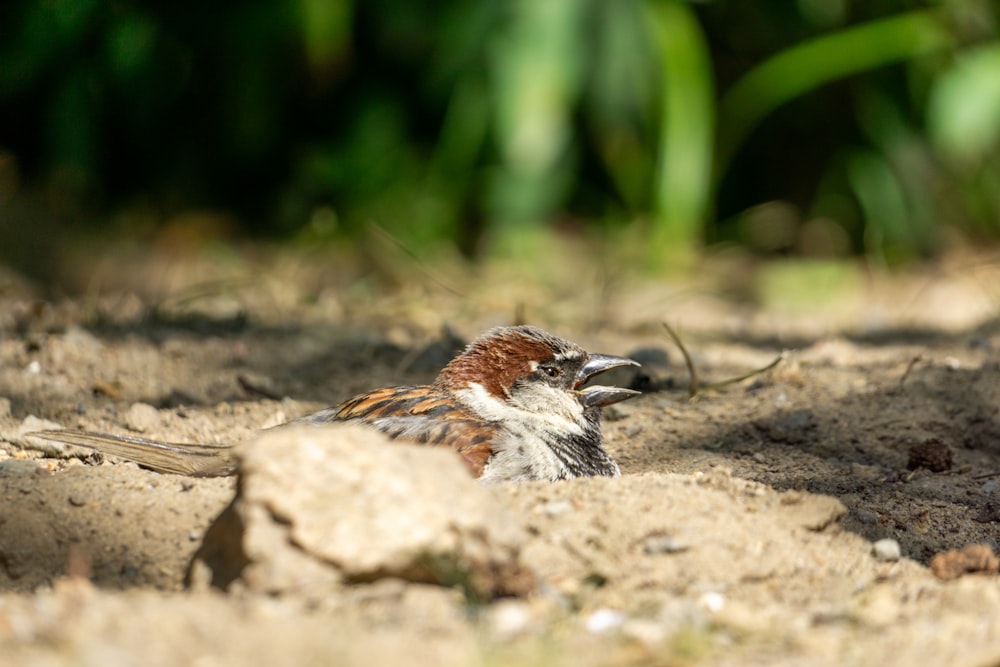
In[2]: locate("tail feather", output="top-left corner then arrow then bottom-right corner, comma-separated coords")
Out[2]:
26,430 -> 237,477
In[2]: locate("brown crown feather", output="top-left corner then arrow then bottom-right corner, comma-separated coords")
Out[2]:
435,326 -> 578,399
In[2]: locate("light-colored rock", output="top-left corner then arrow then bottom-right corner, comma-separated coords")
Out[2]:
17,415 -> 64,439
15,416 -> 70,456
124,402 -> 161,433
191,424 -> 534,600
777,490 -> 847,531
873,538 -> 902,562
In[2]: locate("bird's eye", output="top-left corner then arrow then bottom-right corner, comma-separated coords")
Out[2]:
540,365 -> 560,378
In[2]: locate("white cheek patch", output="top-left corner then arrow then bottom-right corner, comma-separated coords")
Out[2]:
456,383 -> 586,437
457,383 -> 521,422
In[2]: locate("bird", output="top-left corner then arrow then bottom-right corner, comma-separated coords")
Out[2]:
28,325 -> 641,482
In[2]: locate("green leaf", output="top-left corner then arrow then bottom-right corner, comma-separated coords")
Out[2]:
927,43 -> 1000,167
645,0 -> 714,259
717,9 -> 953,180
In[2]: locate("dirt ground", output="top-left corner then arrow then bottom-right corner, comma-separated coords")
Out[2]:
2,242 -> 1000,666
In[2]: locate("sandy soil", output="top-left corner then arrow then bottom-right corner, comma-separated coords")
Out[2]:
1,243 -> 1000,666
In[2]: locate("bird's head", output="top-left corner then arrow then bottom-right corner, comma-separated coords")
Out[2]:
435,326 -> 640,422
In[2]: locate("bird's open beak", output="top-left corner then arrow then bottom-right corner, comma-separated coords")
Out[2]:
574,353 -> 642,408
575,353 -> 640,388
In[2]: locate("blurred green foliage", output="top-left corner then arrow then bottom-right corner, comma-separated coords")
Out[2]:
1,0 -> 999,264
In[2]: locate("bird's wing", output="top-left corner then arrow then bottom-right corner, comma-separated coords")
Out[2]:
329,385 -> 462,420
298,385 -> 495,477
24,430 -> 236,477
28,386 -> 496,478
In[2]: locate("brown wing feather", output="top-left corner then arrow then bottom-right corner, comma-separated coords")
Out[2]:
332,386 -> 454,419
328,385 -> 497,477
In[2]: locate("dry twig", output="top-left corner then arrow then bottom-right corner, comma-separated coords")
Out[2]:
662,322 -> 785,398
899,355 -> 922,389
661,322 -> 699,398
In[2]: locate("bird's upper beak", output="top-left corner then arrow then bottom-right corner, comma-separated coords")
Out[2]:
574,353 -> 642,408
575,353 -> 640,388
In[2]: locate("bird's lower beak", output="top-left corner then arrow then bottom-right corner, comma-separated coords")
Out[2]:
578,385 -> 642,408
575,353 -> 640,388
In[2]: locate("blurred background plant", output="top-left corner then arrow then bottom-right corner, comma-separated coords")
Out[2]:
0,0 -> 998,278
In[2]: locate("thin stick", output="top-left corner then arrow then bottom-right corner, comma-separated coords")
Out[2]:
662,322 -> 699,398
698,353 -> 785,392
899,355 -> 922,389
662,321 -> 784,397
366,221 -> 465,297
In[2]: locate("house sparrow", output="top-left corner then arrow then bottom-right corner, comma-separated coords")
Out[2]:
29,325 -> 640,482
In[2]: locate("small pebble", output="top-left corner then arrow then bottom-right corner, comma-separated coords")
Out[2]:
873,538 -> 901,562
698,591 -> 726,612
585,608 -> 626,634
488,600 -> 533,639
642,534 -> 689,555
125,402 -> 160,433
537,500 -> 575,516
25,360 -> 41,374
